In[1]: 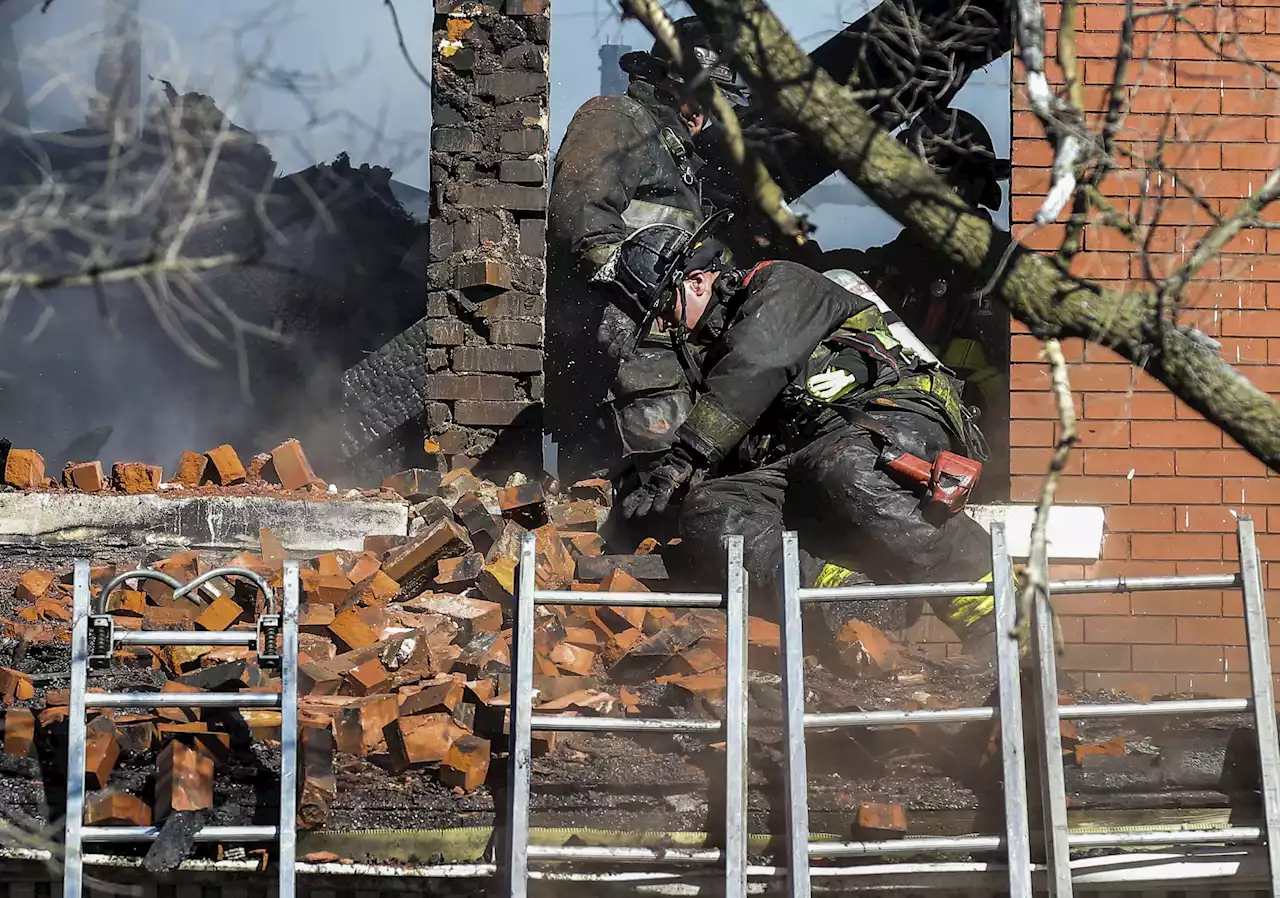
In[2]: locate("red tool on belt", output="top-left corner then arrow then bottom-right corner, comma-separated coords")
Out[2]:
880,447 -> 983,515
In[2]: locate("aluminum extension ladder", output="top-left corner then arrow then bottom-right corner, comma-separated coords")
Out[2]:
1030,515 -> 1280,896
778,522 -> 1034,897
504,532 -> 748,897
63,560 -> 300,898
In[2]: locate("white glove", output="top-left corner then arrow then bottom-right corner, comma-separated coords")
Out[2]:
806,368 -> 859,401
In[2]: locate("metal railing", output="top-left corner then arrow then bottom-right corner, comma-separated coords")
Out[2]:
504,532 -> 748,897
63,560 -> 300,898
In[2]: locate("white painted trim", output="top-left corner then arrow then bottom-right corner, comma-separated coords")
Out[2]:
967,504 -> 1106,562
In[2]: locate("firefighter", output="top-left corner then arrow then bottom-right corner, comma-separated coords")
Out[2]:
546,17 -> 749,487
819,107 -> 1011,500
600,225 -> 997,652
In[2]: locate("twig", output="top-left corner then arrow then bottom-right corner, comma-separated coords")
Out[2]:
1014,338 -> 1077,643
384,0 -> 431,91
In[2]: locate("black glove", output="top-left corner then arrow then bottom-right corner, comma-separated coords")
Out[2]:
620,445 -> 699,519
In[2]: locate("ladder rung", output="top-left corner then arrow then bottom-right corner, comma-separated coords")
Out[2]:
115,630 -> 258,647
1068,827 -> 1262,848
1060,698 -> 1250,720
527,844 -> 721,863
805,707 -> 995,727
533,590 -> 722,607
528,714 -> 721,734
86,692 -> 281,709
809,835 -> 1003,858
82,825 -> 279,843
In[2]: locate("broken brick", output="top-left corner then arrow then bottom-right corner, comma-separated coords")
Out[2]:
347,571 -> 400,607
383,468 -> 443,501
85,723 -> 121,789
609,616 -> 709,680
203,444 -> 247,485
1074,737 -> 1126,767
156,740 -> 214,818
4,448 -> 44,488
330,608 -> 381,651
563,532 -> 606,558
576,555 -> 668,582
666,643 -> 725,676
85,790 -> 152,826
346,552 -> 383,584
300,661 -> 344,696
195,595 -> 243,631
532,524 -> 575,590
440,735 -> 490,792
63,460 -> 105,492
382,518 -> 473,597
669,672 -> 725,703
404,593 -> 502,637
304,570 -> 356,606
112,462 -> 162,494
315,553 -> 345,579
454,492 -> 502,552
453,632 -> 510,678
0,667 -> 34,703
400,679 -> 464,716
477,557 -> 517,603
298,726 -> 336,830
436,553 -> 486,588
271,439 -> 317,490
334,695 -> 399,755
387,714 -> 469,769
834,620 -> 900,678
3,708 -> 35,757
259,528 -> 287,570
15,569 -> 56,604
343,658 -> 390,696
548,500 -> 603,533
174,451 -> 208,487
108,589 -> 148,617
495,482 -> 546,526
854,803 -> 908,838
569,478 -> 612,505
115,716 -> 159,753
549,642 -> 595,676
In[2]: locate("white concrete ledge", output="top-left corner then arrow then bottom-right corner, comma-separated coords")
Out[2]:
967,504 -> 1106,562
0,492 -> 408,552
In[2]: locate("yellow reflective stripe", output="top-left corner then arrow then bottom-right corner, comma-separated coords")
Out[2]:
936,571 -> 996,630
814,563 -> 857,590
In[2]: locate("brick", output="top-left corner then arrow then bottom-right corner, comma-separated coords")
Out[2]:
111,462 -> 162,494
452,346 -> 542,373
500,159 -> 545,184
383,468 -> 443,501
401,679 -> 464,716
15,569 -> 56,603
835,619 -> 900,676
1132,644 -> 1226,673
343,658 -> 390,696
330,608 -> 381,651
476,71 -> 548,99
432,127 -> 478,153
550,642 -> 595,676
203,444 -> 246,485
403,593 -> 502,635
564,532 -> 606,558
174,451 -> 207,486
477,557 -> 517,603
271,439 -> 317,490
505,0 -> 547,13
85,723 -> 121,789
1105,506 -> 1174,533
3,708 -> 35,757
489,319 -> 542,346
85,790 -> 151,826
478,291 -> 543,318
436,553 -> 485,588
1177,616 -> 1246,645
548,500 -> 604,532
383,518 -> 473,597
1131,532 -> 1222,560
577,554 -> 669,581
454,400 -> 537,426
455,260 -> 513,292
335,695 -> 399,756
1082,449 -> 1173,477
156,739 -> 213,818
532,524 -> 576,589
440,734 -> 491,791
1132,477 -> 1220,504
0,667 -> 34,703
387,714 -> 469,768
425,374 -> 518,401
519,219 -> 546,256
1132,590 -> 1223,616
1050,593 -> 1130,616
454,184 -> 547,212
1085,616 -> 1177,644
195,595 -> 243,631
1176,448 -> 1268,477
854,803 -> 908,838
1060,644 -> 1131,672
63,460 -> 105,492
3,448 -> 44,488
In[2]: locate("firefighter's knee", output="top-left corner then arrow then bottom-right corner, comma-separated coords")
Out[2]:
929,571 -> 995,638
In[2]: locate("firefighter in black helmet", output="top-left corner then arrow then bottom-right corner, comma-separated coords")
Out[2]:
820,106 -> 1012,502
546,17 -> 752,487
595,227 -> 1000,653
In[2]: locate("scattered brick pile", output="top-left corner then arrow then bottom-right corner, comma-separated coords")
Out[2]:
0,437 -> 387,499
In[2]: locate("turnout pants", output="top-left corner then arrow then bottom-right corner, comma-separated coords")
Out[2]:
674,421 -> 993,639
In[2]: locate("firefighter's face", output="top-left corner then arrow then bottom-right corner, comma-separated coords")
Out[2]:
659,78 -> 707,134
664,270 -> 719,329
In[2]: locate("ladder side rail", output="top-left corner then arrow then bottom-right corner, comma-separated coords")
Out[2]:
1034,583 -> 1073,898
723,536 -> 749,898
277,561 -> 300,898
504,533 -> 539,898
991,523 -> 1033,898
779,532 -> 812,898
1237,516 -> 1280,894
63,560 -> 92,898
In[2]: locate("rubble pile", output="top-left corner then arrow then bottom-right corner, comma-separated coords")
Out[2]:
0,437 -> 391,500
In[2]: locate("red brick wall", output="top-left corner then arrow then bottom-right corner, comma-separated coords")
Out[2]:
910,0 -> 1280,697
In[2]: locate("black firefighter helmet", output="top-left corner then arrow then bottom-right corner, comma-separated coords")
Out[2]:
593,213 -> 731,338
619,16 -> 750,107
899,107 -> 1011,211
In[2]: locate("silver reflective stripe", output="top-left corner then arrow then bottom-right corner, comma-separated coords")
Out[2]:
621,199 -> 701,231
